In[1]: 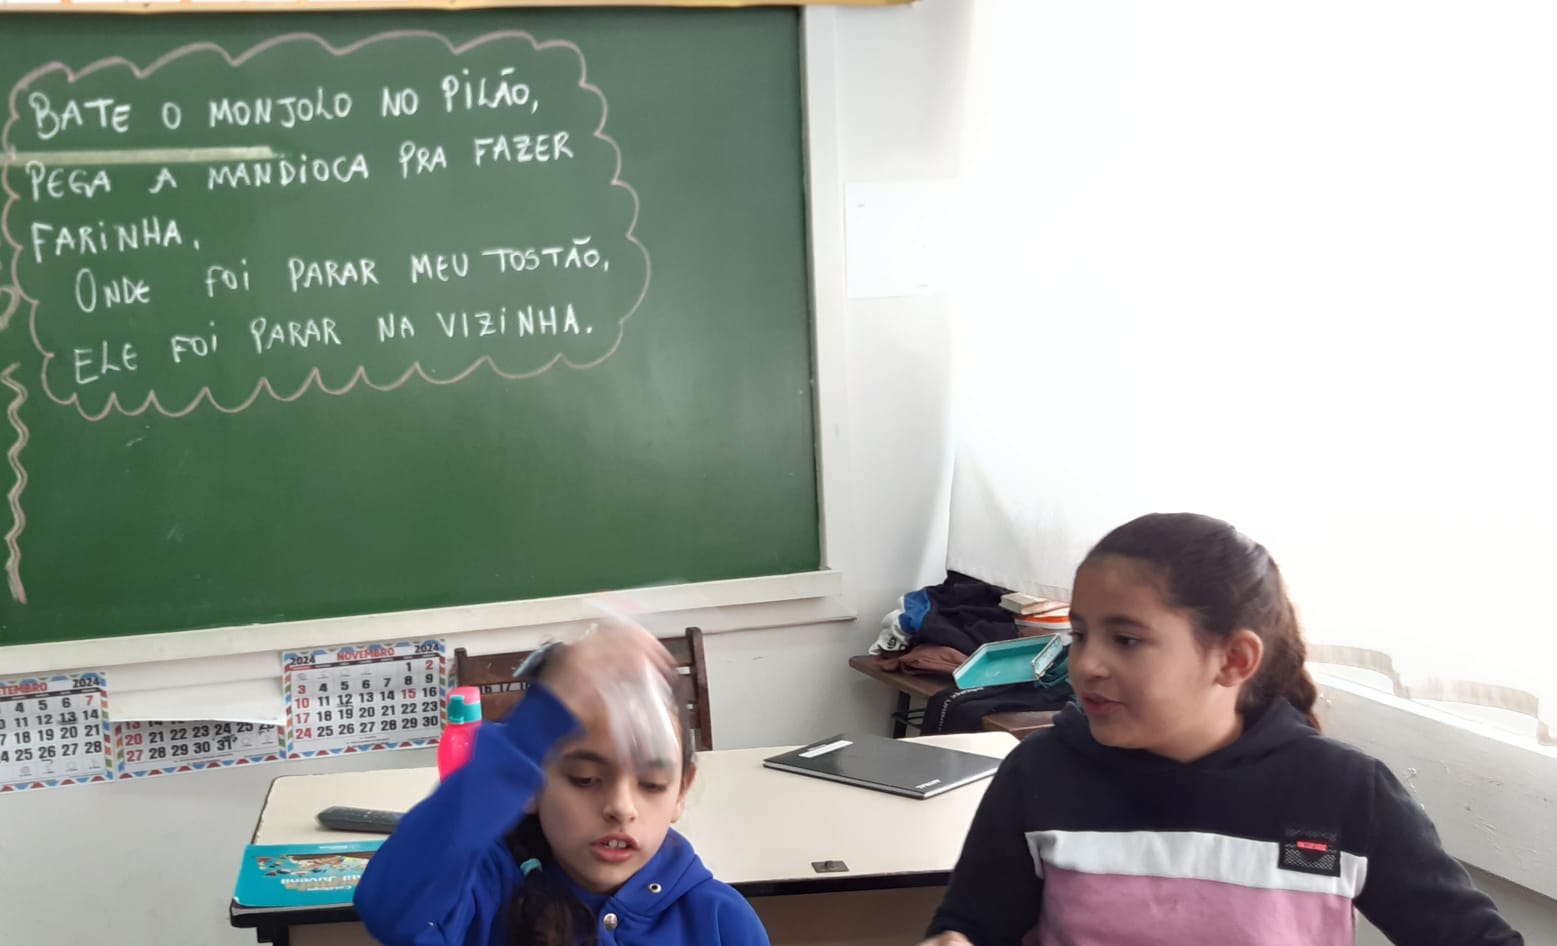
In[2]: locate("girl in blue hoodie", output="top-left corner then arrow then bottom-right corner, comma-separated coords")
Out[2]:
356,624 -> 769,946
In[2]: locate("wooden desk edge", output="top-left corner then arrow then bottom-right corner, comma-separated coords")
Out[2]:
847,654 -> 953,700
230,900 -> 358,928
228,869 -> 953,934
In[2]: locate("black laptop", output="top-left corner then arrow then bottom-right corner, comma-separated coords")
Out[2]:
761,733 -> 1001,799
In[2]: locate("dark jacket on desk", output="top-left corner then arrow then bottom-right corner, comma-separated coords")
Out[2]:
928,699 -> 1524,946
355,687 -> 768,946
912,571 -> 1017,655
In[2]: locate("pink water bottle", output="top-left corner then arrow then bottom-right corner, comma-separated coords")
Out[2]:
437,686 -> 483,779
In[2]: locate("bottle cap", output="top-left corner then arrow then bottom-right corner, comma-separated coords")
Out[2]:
447,686 -> 483,725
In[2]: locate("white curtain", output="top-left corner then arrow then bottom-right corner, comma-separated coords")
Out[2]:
947,0 -> 1557,743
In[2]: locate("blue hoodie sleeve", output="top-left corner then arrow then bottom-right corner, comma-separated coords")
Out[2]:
354,686 -> 581,946
707,881 -> 771,946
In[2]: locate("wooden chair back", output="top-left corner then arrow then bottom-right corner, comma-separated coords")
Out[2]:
453,626 -> 714,751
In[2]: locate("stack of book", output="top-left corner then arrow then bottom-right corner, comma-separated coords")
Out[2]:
999,592 -> 1071,637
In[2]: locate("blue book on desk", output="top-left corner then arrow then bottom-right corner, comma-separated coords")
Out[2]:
233,840 -> 383,908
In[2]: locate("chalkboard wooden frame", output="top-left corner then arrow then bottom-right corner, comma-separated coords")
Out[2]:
4,0 -> 907,14
0,7 -> 856,681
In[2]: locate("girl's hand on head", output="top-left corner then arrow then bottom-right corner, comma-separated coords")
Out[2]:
538,621 -> 675,723
914,935 -> 972,946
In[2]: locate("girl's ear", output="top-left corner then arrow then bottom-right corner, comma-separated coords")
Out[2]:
671,764 -> 698,822
1216,629 -> 1264,689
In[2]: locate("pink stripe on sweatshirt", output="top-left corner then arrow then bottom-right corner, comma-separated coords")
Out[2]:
1034,865 -> 1355,946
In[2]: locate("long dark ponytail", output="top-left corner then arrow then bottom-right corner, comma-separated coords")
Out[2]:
1085,512 -> 1321,730
504,814 -> 598,946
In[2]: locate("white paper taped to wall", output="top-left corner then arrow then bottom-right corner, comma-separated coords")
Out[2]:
114,678 -> 285,725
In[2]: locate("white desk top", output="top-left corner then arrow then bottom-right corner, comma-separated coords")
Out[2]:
253,732 -> 1016,889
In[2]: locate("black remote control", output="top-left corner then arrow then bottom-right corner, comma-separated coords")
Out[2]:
316,806 -> 403,834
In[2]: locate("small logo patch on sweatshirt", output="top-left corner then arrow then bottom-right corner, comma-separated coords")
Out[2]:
1278,832 -> 1342,877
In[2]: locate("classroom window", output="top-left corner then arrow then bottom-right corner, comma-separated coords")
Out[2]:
944,1 -> 1556,747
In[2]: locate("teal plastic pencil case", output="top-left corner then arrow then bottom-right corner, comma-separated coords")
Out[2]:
953,634 -> 1068,689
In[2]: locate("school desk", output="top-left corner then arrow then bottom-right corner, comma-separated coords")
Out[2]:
849,654 -> 1059,739
229,731 -> 1016,946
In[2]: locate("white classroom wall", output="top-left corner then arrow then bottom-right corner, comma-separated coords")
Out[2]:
0,4 -> 967,945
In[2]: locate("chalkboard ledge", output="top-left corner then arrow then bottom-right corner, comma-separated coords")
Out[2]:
0,570 -> 848,679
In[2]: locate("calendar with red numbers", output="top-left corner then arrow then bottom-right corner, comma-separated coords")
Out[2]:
0,672 -> 113,792
114,719 -> 285,779
283,640 -> 448,759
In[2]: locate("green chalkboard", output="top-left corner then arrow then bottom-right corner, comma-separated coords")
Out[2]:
0,9 -> 818,648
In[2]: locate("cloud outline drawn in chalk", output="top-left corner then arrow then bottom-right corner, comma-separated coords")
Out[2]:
1,29 -> 652,422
